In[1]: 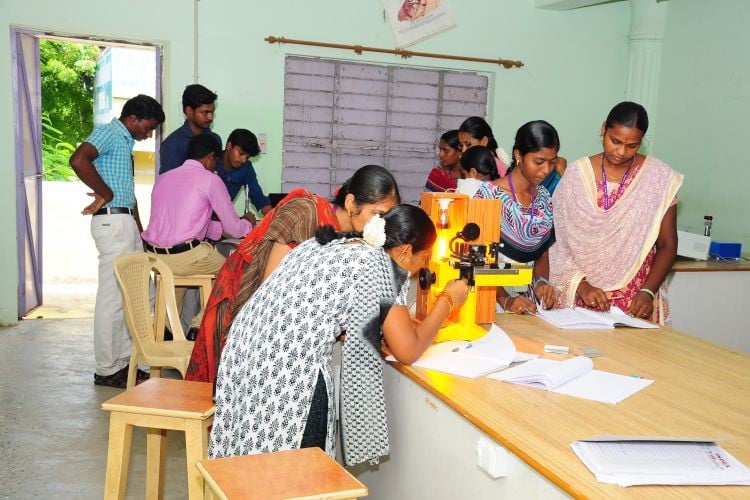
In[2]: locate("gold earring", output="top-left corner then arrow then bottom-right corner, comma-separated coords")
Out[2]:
347,210 -> 352,217
399,255 -> 405,262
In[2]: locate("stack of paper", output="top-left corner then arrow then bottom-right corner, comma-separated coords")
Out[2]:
487,356 -> 653,404
537,306 -> 658,330
572,436 -> 750,486
386,324 -> 536,378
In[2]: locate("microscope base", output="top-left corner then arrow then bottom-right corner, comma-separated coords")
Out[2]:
434,321 -> 489,343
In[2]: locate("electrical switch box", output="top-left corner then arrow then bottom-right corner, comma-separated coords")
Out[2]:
476,437 -> 508,478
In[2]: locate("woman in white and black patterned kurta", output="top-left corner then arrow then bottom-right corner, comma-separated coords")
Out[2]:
208,205 -> 469,465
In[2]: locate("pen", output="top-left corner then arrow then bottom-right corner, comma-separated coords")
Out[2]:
451,343 -> 473,352
544,344 -> 569,354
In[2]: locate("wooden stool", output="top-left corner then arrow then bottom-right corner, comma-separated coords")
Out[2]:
154,272 -> 214,341
101,378 -> 215,500
196,448 -> 368,500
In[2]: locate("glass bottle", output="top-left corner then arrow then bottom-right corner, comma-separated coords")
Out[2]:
703,215 -> 713,237
436,198 -> 453,230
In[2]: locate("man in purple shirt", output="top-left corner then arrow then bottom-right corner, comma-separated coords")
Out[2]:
142,134 -> 254,338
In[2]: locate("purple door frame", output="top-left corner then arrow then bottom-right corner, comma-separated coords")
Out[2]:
11,28 -> 43,318
10,28 -> 164,318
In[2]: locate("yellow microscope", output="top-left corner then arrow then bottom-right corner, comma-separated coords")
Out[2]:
417,192 -> 533,343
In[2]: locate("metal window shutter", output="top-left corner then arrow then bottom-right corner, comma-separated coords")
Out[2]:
282,58 -> 335,196
283,56 -> 488,204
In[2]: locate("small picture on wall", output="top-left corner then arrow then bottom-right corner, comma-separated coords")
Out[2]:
382,0 -> 456,48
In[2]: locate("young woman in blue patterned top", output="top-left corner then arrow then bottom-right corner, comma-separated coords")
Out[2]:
471,120 -> 561,314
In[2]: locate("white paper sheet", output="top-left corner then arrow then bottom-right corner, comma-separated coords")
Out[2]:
571,439 -> 750,486
537,308 -> 614,329
488,356 -> 653,404
554,370 -> 653,404
537,306 -> 658,330
386,324 -> 524,378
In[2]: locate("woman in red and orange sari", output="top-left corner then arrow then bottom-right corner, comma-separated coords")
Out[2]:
549,102 -> 683,325
186,165 -> 401,382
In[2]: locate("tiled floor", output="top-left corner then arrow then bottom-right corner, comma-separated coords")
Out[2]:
22,284 -> 97,320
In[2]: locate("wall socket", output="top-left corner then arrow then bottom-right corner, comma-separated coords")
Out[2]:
476,437 -> 508,478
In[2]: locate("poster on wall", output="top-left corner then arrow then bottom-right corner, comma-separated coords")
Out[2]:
382,0 -> 456,48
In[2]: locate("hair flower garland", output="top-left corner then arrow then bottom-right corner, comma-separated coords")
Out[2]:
496,146 -> 511,167
362,214 -> 386,247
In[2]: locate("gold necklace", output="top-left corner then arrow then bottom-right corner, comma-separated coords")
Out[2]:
604,172 -> 622,181
602,156 -> 635,182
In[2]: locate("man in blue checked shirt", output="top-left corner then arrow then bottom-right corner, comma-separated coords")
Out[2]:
214,128 -> 272,224
70,94 -> 165,389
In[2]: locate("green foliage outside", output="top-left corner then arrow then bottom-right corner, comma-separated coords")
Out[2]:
41,113 -> 77,180
40,40 -> 99,180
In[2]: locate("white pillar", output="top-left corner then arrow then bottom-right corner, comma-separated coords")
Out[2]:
627,0 -> 668,152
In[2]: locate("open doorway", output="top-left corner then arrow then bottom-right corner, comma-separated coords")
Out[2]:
11,28 -> 162,319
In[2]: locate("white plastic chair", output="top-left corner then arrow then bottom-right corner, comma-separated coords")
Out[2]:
113,253 -> 195,389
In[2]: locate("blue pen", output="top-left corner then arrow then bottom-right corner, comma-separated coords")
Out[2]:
452,343 -> 473,352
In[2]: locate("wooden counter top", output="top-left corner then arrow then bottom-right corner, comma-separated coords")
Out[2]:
388,315 -> 750,499
672,255 -> 750,272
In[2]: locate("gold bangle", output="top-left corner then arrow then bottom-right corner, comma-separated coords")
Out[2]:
435,291 -> 455,315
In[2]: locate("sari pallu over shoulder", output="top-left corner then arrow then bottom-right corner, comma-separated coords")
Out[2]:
185,189 -> 339,383
549,156 -> 683,311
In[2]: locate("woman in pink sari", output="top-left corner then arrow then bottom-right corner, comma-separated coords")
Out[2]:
549,101 -> 683,325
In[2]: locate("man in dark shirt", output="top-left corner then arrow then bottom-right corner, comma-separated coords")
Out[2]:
159,84 -> 222,174
215,128 -> 272,218
158,84 -> 222,335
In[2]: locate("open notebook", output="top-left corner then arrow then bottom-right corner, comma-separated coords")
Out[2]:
385,324 -> 536,379
488,356 -> 653,404
537,306 -> 658,330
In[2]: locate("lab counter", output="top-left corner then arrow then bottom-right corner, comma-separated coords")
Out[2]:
352,314 -> 750,499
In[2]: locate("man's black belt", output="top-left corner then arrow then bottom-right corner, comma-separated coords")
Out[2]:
144,239 -> 202,255
94,207 -> 134,216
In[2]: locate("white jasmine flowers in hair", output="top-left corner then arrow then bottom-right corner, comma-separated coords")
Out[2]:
362,214 -> 386,247
496,146 -> 511,167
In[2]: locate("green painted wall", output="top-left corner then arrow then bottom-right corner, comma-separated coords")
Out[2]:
0,0 -> 629,324
196,0 -> 631,194
653,0 -> 750,247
